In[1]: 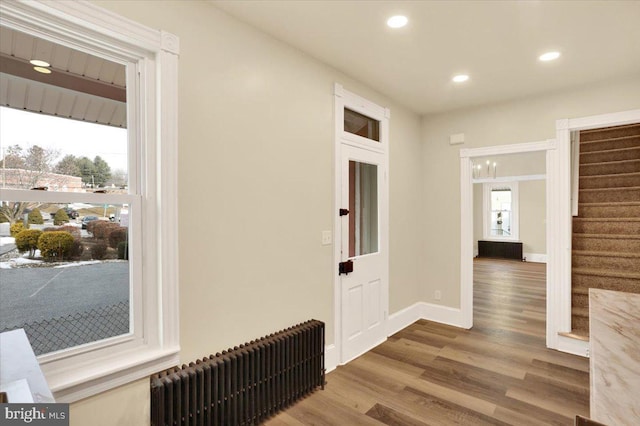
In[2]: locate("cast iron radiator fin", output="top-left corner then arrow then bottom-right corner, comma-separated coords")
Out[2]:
150,319 -> 325,426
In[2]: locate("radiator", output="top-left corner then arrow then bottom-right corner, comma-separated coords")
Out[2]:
150,320 -> 325,426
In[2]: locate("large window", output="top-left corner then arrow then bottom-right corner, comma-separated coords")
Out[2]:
483,182 -> 519,241
0,1 -> 179,402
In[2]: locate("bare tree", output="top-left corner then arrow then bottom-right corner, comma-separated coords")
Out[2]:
0,144 -> 61,223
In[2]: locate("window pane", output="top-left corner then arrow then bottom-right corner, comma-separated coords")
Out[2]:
0,27 -> 128,193
348,161 -> 378,257
344,108 -> 380,142
490,189 -> 512,237
0,201 -> 130,355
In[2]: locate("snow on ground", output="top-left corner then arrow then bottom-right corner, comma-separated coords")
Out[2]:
54,260 -> 102,268
0,237 -> 15,245
14,257 -> 43,265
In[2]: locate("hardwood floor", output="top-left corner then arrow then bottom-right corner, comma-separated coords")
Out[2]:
266,259 -> 590,425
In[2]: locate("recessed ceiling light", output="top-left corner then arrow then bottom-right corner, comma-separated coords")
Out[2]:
387,15 -> 408,28
30,59 -> 50,67
539,51 -> 561,62
33,66 -> 52,74
452,74 -> 469,83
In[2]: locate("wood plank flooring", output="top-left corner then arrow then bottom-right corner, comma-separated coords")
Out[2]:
266,259 -> 590,425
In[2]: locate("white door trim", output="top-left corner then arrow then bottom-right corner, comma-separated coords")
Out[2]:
334,83 -> 389,365
459,139 -> 555,331
551,108 -> 640,356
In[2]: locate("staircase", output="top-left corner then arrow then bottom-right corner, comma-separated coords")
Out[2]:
571,123 -> 640,338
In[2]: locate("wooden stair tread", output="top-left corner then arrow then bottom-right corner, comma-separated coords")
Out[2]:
572,233 -> 640,240
580,158 -> 640,166
580,133 -> 640,145
572,250 -> 640,259
572,306 -> 589,317
571,286 -> 640,295
580,145 -> 640,156
579,171 -> 640,180
578,186 -> 640,192
558,331 -> 589,342
573,217 -> 640,222
572,267 -> 640,280
578,201 -> 640,207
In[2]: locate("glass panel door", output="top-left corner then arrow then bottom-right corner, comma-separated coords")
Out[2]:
348,160 -> 378,257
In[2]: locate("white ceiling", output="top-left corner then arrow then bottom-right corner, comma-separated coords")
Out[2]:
0,26 -> 127,127
211,1 -> 640,115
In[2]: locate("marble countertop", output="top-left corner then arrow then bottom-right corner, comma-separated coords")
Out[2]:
589,289 -> 640,425
0,329 -> 55,403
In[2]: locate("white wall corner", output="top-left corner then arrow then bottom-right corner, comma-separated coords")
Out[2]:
387,302 -> 424,337
334,83 -> 344,97
421,302 -> 467,329
324,344 -> 338,373
384,107 -> 391,119
523,253 -> 547,263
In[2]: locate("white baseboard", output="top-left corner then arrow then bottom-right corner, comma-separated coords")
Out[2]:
386,301 -> 466,337
324,344 -> 338,373
523,252 -> 547,263
387,302 -> 424,336
420,302 -> 466,328
554,335 -> 589,358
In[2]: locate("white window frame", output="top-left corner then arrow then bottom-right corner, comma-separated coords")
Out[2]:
0,0 -> 179,402
482,181 -> 519,241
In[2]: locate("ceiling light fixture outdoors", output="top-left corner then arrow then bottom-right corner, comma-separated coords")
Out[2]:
29,59 -> 51,67
452,74 -> 469,83
33,66 -> 52,74
387,15 -> 408,28
539,51 -> 561,62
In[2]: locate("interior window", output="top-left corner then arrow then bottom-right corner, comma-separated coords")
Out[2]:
344,108 -> 380,142
483,182 -> 519,241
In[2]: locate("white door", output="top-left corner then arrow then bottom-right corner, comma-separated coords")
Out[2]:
339,144 -> 388,362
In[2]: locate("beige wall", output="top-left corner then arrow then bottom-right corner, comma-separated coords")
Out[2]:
520,180 -> 546,255
422,75 -> 640,307
75,1 -> 423,424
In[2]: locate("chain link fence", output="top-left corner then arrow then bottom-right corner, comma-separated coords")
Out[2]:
0,301 -> 129,355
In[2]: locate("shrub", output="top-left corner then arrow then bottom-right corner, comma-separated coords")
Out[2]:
92,221 -> 119,241
117,241 -> 128,260
15,229 -> 43,258
109,227 -> 128,249
53,209 -> 70,226
27,208 -> 44,224
91,242 -> 108,260
69,239 -> 84,259
86,220 -> 99,236
37,231 -> 74,261
10,222 -> 27,237
57,225 -> 81,239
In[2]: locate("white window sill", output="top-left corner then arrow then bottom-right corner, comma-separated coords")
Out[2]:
41,345 -> 180,403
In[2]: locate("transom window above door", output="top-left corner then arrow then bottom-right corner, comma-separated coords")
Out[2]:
344,108 -> 380,142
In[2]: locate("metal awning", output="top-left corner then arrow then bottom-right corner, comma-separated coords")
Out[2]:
0,26 -> 126,128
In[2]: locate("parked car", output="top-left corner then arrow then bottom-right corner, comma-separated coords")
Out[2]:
64,208 -> 79,219
81,216 -> 99,229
